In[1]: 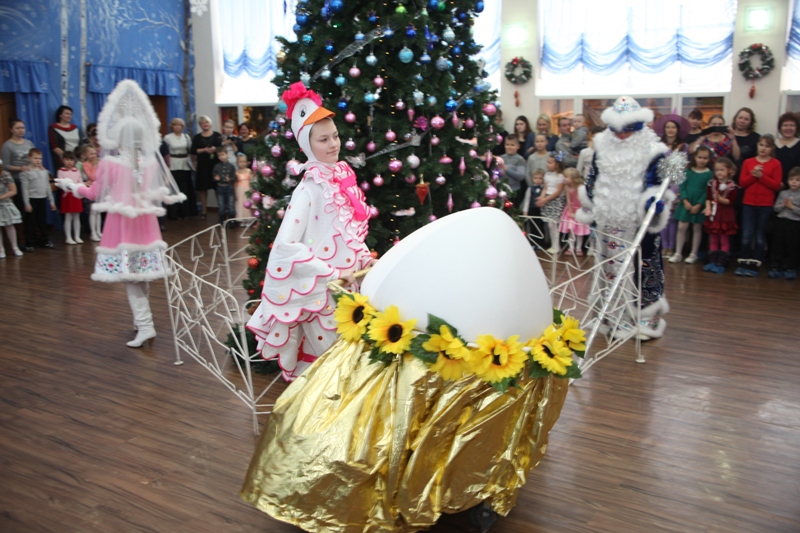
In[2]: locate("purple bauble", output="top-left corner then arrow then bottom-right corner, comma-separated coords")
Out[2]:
369,206 -> 380,219
465,118 -> 475,129
373,175 -> 385,186
366,141 -> 377,152
285,130 -> 294,140
243,200 -> 252,209
405,174 -> 417,184
439,155 -> 452,164
252,209 -> 261,218
360,181 -> 370,191
271,145 -> 283,157
469,149 -> 478,158
483,103 -> 497,117
451,113 -> 460,126
388,159 -> 403,173
277,208 -> 285,219
277,117 -> 286,126
349,66 -> 361,78
430,135 -> 440,146
470,201 -> 481,209
431,115 -> 445,129
345,112 -> 356,123
395,100 -> 406,110
407,109 -> 415,121
485,186 -> 498,199
429,214 -> 437,222
345,138 -> 356,150
373,76 -> 384,87
435,175 -> 446,185
496,134 -> 504,144
385,129 -> 397,142
251,192 -> 262,203
261,164 -> 274,177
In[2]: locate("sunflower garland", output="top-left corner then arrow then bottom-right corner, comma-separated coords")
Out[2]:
332,293 -> 586,393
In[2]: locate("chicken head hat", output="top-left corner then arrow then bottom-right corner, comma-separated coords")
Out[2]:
601,96 -> 654,134
282,82 -> 335,164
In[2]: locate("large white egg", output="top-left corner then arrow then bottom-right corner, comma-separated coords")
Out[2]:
361,208 -> 552,342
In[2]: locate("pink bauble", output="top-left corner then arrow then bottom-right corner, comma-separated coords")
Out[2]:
435,175 -> 446,185
395,100 -> 406,110
349,66 -> 361,78
373,76 -> 384,87
345,112 -> 356,123
277,208 -> 285,219
285,130 -> 294,140
429,215 -> 437,222
405,174 -> 417,184
345,138 -> 356,151
465,118 -> 475,129
406,154 -> 420,168
373,175 -> 384,186
251,192 -> 262,203
483,103 -> 497,117
388,159 -> 403,173
469,149 -> 478,158
470,201 -> 481,209
286,159 -> 301,174
439,155 -> 452,164
360,181 -> 370,191
407,109 -> 415,121
499,190 -> 507,199
251,159 -> 258,171
366,141 -> 377,152
252,209 -> 261,218
431,115 -> 445,129
485,186 -> 498,199
385,129 -> 397,142
277,117 -> 286,126
270,131 -> 279,137
430,135 -> 440,146
496,134 -> 504,144
271,145 -> 283,157
369,206 -> 380,219
451,113 -> 460,126
393,237 -> 401,246
261,164 -> 274,177
243,200 -> 252,209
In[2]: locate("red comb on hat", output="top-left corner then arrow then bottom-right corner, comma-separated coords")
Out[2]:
281,82 -> 322,117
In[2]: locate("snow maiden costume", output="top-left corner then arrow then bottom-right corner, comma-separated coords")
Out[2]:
246,83 -> 372,382
576,96 -> 684,340
56,80 -> 185,348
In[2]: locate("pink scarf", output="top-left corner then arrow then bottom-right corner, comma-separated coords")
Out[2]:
334,168 -> 368,221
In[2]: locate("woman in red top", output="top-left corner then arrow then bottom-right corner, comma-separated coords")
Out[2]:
735,135 -> 783,276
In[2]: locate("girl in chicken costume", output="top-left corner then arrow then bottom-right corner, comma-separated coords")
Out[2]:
246,83 -> 373,381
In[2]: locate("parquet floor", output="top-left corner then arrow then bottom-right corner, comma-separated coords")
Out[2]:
1,218 -> 798,533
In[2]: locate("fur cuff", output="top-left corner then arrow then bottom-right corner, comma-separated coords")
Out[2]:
641,296 -> 669,318
575,185 -> 595,225
577,185 -> 594,211
639,187 -> 676,234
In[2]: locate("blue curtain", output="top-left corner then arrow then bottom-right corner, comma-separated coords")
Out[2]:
789,0 -> 800,60
86,65 -> 184,123
540,0 -> 736,75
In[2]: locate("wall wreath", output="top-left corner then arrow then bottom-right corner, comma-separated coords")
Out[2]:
738,43 -> 774,81
504,56 -> 532,85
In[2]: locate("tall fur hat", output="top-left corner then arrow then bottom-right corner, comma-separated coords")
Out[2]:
601,96 -> 654,133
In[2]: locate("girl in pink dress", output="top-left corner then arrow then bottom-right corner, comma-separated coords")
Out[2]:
559,168 -> 591,255
56,80 -> 185,348
246,82 -> 375,382
234,153 -> 253,221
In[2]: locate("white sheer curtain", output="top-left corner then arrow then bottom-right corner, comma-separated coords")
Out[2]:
537,0 -> 737,96
473,1 -> 502,95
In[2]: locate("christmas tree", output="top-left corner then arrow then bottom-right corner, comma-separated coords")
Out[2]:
242,0 -> 507,301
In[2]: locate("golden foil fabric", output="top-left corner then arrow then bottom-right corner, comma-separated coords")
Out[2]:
241,338 -> 569,532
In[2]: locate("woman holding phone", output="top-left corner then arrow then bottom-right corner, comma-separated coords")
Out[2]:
690,114 -> 740,161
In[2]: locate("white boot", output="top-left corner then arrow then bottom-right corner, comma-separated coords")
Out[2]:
126,282 -> 156,348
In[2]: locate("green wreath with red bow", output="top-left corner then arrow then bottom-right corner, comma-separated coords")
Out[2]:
504,56 -> 532,85
738,43 -> 774,81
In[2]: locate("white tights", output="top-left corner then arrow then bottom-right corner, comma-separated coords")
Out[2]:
548,222 -> 560,250
64,213 -> 82,243
89,211 -> 102,239
1,225 -> 20,254
675,222 -> 702,257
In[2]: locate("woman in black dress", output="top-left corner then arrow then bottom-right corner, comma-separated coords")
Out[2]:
190,115 -> 222,218
730,107 -> 760,177
775,112 -> 800,187
239,122 -> 258,165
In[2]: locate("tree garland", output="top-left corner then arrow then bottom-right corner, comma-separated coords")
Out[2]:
738,43 -> 774,81
504,56 -> 532,85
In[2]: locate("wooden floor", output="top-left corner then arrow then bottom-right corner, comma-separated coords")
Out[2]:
1,218 -> 799,533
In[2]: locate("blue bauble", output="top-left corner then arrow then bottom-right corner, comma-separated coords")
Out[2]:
398,47 -> 414,63
321,6 -> 329,17
475,1 -> 485,13
446,59 -> 453,69
366,53 -> 378,66
296,13 -> 308,25
277,101 -> 288,113
320,68 -> 331,80
298,54 -> 307,64
300,72 -> 311,86
451,46 -> 461,56
368,13 -> 378,24
442,27 -> 455,43
325,43 -> 335,54
337,100 -> 348,110
364,93 -> 376,104
276,68 -> 284,77
355,32 -> 365,42
428,0 -> 438,8
269,121 -> 280,131
406,26 -> 417,38
335,75 -> 347,86
465,98 -> 474,108
383,27 -> 394,38
420,53 -> 431,64
414,74 -> 423,82
458,11 -> 467,21
435,57 -> 449,71
293,24 -> 302,33
427,95 -> 437,106
330,0 -> 344,13
445,98 -> 458,112
413,90 -> 424,105
302,34 -> 313,46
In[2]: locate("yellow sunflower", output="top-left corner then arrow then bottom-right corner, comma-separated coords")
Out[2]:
368,305 -> 417,354
429,351 -> 469,381
468,334 -> 527,383
423,325 -> 470,381
529,325 -> 574,376
559,315 -> 586,352
333,293 -> 375,342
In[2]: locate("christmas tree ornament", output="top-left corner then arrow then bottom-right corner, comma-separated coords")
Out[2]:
385,129 -> 397,142
368,11 -> 378,23
300,72 -> 311,86
389,159 -> 403,173
427,95 -> 437,106
413,116 -> 428,130
270,131 -> 279,138
335,74 -> 347,86
413,90 -> 425,105
244,200 -> 252,209
452,46 -> 461,56
277,100 -> 288,113
253,209 -> 262,218
286,159 -> 301,174
321,6 -> 329,17
430,135 -> 440,146
428,0 -> 438,8
485,185 -> 498,199
442,27 -> 455,43
271,145 -> 284,157
277,116 -> 286,126
445,98 -> 458,112
293,24 -> 302,34
399,47 -> 414,63
393,236 -> 401,246
483,103 -> 497,117
498,190 -> 507,199
406,154 -> 421,168
298,54 -> 308,65
496,133 -> 504,143
366,141 -> 377,152
396,4 -> 407,14
435,174 -> 446,185
504,200 -> 513,210
366,53 -> 378,66
364,92 -> 376,104
487,199 -> 496,206
372,175 -> 384,186
251,158 -> 258,171
248,257 -> 260,269
285,130 -> 294,140
405,174 -> 417,184
383,27 -> 394,38
320,68 -> 332,79
277,50 -> 287,63
345,138 -> 356,150
395,99 -> 406,110
451,113 -> 460,126
415,181 -> 430,203
475,1 -> 485,13
457,11 -> 467,21
492,169 -> 501,180
296,12 -> 309,26
330,0 -> 344,13
345,111 -> 356,123
373,76 -> 384,87
447,193 -> 454,212
355,31 -> 365,41
406,24 -> 416,37
459,157 -> 466,175
369,206 -> 380,219
420,53 -> 432,64
470,200 -> 481,208
464,97 -> 475,108
360,181 -> 370,191
277,208 -> 285,219
262,196 -> 275,208
349,66 -> 361,78
439,154 -> 452,164
407,109 -> 416,121
325,41 -> 335,54
251,191 -> 262,203
431,115 -> 445,129
403,132 -> 413,142
465,117 -> 475,128
435,57 -> 450,71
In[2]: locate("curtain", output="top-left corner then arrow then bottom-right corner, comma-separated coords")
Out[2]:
473,1 -> 502,92
538,0 -> 736,95
787,0 -> 800,90
86,65 -> 184,123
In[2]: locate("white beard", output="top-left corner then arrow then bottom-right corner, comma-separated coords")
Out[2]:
592,128 -> 668,229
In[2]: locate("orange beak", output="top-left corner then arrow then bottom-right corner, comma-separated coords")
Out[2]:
304,106 -> 335,127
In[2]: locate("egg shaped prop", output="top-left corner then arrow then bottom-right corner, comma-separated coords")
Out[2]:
361,208 -> 552,341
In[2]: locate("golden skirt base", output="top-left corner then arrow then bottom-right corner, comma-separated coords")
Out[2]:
241,338 -> 569,533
